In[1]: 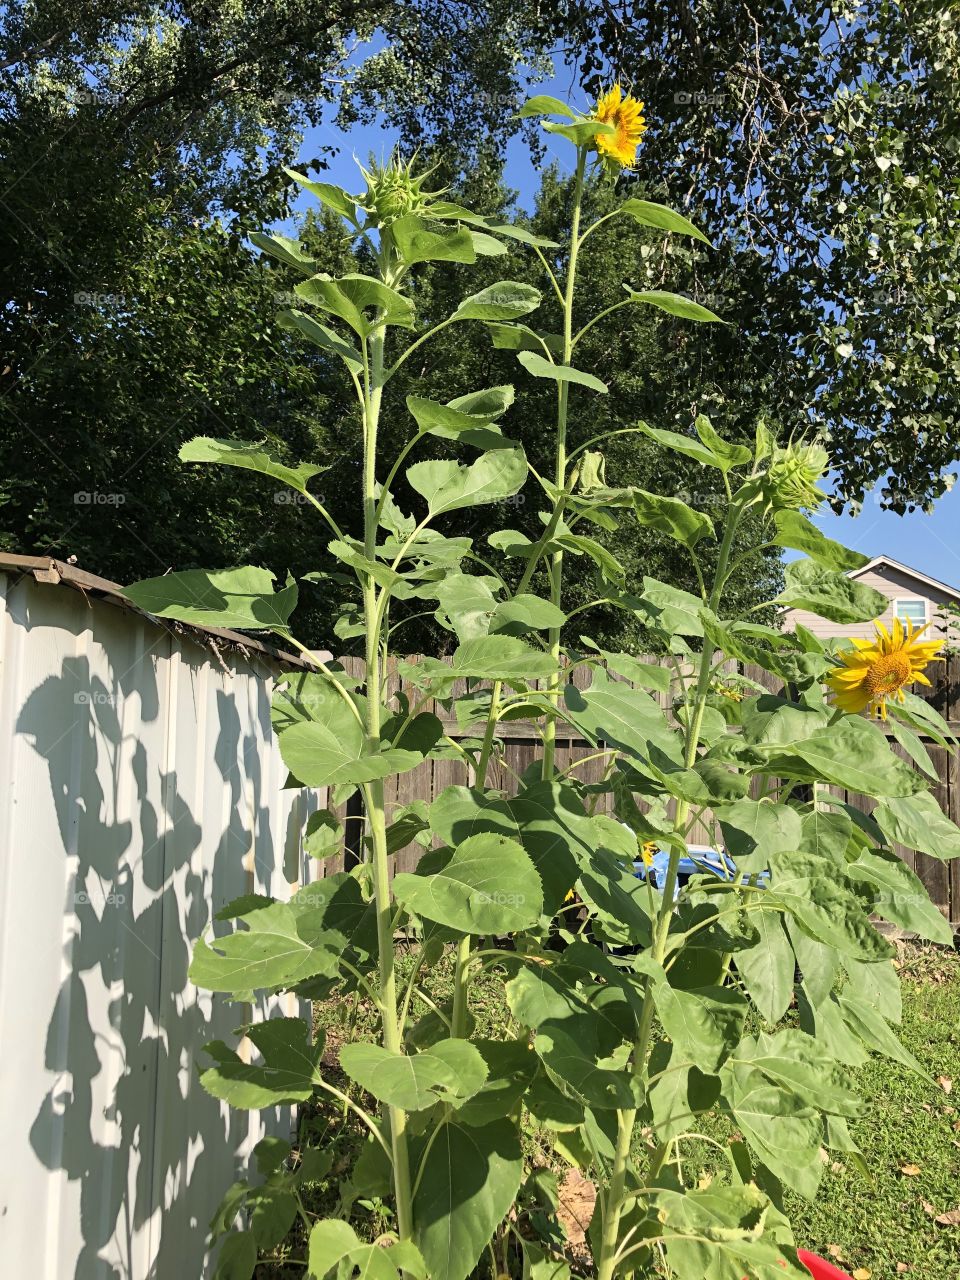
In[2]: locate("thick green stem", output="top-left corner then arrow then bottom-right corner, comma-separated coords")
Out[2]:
450,680 -> 503,1038
450,935 -> 472,1037
719,871 -> 754,981
595,502 -> 744,1280
361,320 -> 414,1242
455,178 -> 593,1091
476,680 -> 503,784
543,146 -> 587,779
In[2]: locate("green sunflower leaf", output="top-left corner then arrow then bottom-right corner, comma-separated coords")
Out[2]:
452,281 -> 542,322
623,288 -> 723,323
618,198 -> 712,244
389,215 -> 476,266
179,436 -> 323,495
411,1118 -> 522,1280
199,1017 -> 323,1108
516,95 -> 578,120
771,511 -> 870,572
122,566 -> 297,633
392,833 -> 543,933
283,168 -> 357,221
406,447 -> 527,514
874,790 -> 960,859
249,231 -> 319,275
775,558 -> 888,623
516,350 -> 608,393
339,1038 -> 488,1111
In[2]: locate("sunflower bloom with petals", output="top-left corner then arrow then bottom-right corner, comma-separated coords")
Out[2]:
825,617 -> 943,719
593,84 -> 647,169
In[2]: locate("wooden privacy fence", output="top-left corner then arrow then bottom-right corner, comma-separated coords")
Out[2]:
317,653 -> 960,925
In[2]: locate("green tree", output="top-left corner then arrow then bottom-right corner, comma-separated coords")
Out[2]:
0,187 -> 320,586
4,0 -> 957,611
561,0 -> 960,510
0,0 -> 555,601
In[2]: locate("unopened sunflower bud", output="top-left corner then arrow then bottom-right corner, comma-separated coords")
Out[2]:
764,440 -> 828,511
357,154 -> 445,224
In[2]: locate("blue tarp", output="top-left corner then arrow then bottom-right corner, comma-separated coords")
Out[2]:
634,845 -> 735,893
633,844 -> 769,898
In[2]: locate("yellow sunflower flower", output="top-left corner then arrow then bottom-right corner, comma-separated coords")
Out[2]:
593,84 -> 647,168
825,617 -> 942,719
640,840 -> 658,867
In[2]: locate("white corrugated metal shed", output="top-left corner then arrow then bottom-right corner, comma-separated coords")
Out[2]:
0,556 -> 324,1278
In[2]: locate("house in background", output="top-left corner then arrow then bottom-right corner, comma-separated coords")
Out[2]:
782,555 -> 960,641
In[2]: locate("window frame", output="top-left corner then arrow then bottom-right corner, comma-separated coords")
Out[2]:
892,596 -> 929,625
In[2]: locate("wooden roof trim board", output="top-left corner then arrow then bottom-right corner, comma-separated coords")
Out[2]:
847,554 -> 960,599
0,553 -> 329,673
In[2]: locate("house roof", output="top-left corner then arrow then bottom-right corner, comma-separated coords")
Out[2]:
848,555 -> 960,599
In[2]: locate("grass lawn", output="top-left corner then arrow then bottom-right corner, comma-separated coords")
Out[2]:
777,944 -> 960,1280
260,942 -> 960,1278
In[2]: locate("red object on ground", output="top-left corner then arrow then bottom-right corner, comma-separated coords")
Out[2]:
797,1249 -> 855,1280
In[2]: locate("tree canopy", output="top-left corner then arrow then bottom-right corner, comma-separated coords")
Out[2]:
563,0 -> 960,510
0,0 -> 556,613
2,0 -> 958,647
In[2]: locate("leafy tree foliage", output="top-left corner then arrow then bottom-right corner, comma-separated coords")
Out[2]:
2,0 -> 958,636
0,0 -> 554,620
561,0 -> 960,510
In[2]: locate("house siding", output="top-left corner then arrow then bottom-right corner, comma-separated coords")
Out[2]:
783,561 -> 959,641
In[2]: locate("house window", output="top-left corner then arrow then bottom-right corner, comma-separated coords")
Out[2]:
894,598 -> 927,625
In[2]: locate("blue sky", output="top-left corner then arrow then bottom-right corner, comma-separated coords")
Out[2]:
808,488 -> 960,587
288,50 -> 960,584
292,59 -> 582,216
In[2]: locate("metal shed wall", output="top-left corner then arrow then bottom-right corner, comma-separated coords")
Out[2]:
0,568 -> 320,1280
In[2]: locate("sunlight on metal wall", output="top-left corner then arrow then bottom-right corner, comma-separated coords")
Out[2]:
0,570 -> 321,1279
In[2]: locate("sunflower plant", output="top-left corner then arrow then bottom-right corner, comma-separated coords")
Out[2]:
125,90 -> 960,1280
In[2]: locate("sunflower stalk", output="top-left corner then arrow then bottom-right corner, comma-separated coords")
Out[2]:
541,145 -> 587,778
134,95 -> 956,1280
595,497 -> 744,1280
361,310 -> 415,1246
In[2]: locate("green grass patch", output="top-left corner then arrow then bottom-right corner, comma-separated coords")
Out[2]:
784,945 -> 960,1279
